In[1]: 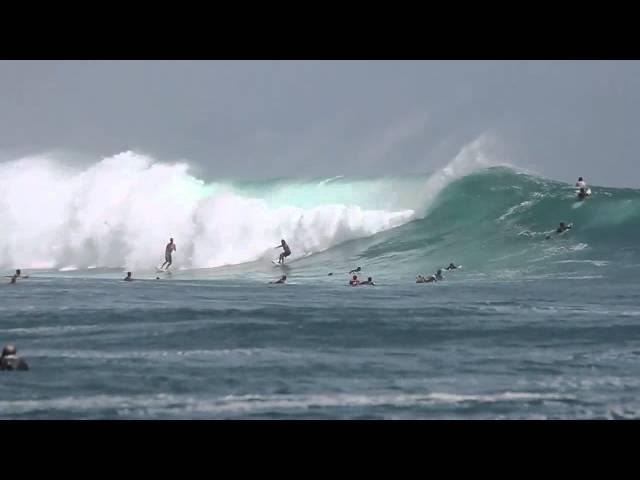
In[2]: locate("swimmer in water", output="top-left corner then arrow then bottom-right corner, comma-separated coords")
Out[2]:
8,269 -> 28,283
349,275 -> 360,286
0,345 -> 29,371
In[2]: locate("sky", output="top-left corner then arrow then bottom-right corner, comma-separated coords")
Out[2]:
0,60 -> 638,186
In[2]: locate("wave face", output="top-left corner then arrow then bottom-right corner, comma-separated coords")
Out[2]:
2,147 -> 638,278
314,167 -> 640,279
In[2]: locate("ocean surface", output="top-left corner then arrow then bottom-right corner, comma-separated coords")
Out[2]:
1,153 -> 640,419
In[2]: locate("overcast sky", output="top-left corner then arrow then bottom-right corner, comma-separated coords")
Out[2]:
0,60 -> 638,186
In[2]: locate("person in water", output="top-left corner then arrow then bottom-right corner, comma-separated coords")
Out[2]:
349,267 -> 362,275
435,269 -> 444,281
445,263 -> 458,271
417,274 -> 437,283
275,239 -> 291,264
359,276 -> 375,286
124,272 -> 133,281
270,275 -> 287,284
349,275 -> 360,286
0,345 -> 29,371
161,238 -> 177,270
8,269 -> 28,283
556,222 -> 572,234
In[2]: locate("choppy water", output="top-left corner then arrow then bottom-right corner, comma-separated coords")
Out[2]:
2,273 -> 639,419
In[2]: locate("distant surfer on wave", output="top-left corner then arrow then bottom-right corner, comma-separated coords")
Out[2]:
546,222 -> 572,239
275,239 -> 291,264
160,238 -> 176,270
270,275 -> 287,284
575,177 -> 591,200
124,272 -> 133,281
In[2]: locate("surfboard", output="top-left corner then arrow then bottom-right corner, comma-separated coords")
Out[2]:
575,188 -> 592,199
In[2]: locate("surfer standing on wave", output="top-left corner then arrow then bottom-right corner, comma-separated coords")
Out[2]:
575,177 -> 591,200
160,238 -> 176,270
275,239 -> 291,264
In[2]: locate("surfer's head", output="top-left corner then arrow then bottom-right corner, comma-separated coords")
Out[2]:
578,177 -> 583,181
352,275 -> 358,280
15,269 -> 20,275
367,277 -> 372,282
282,275 -> 287,280
169,238 -> 174,243
2,345 -> 16,357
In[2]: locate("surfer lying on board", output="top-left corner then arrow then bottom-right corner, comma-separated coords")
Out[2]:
359,276 -> 375,285
275,239 -> 291,264
349,267 -> 362,275
270,275 -> 287,284
445,263 -> 459,271
416,274 -> 437,283
546,222 -> 573,239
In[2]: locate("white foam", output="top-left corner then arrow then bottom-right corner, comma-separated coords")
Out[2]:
0,152 -> 413,270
